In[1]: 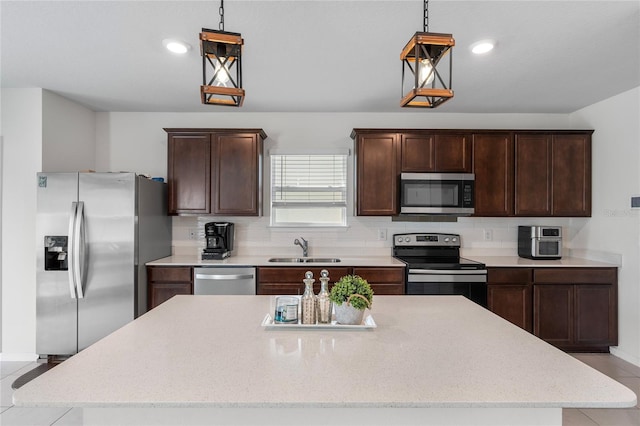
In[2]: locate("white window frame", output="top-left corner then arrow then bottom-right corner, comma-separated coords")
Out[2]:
269,149 -> 349,228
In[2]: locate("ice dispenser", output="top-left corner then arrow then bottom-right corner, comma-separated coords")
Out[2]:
44,236 -> 68,271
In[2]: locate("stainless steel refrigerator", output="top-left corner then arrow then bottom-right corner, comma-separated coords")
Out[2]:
36,172 -> 171,359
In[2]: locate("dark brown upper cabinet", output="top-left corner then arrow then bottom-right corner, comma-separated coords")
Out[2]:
514,133 -> 553,216
165,128 -> 266,216
473,130 -> 592,217
352,131 -> 401,216
401,132 -> 472,173
352,128 -> 590,218
514,131 -> 592,217
351,129 -> 471,216
550,133 -> 592,216
472,132 -> 515,216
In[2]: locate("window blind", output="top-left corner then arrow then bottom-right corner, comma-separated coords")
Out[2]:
271,154 -> 347,208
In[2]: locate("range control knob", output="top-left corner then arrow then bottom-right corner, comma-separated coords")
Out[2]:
404,237 -> 411,242
397,236 -> 403,243
444,237 -> 450,242
452,237 -> 458,243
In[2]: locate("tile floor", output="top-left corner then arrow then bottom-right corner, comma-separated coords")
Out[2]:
1,354 -> 639,425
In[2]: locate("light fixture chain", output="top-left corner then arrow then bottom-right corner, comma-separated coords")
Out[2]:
219,0 -> 225,31
423,0 -> 429,32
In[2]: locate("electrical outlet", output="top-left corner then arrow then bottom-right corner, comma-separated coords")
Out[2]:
188,228 -> 199,240
377,228 -> 387,241
483,229 -> 493,241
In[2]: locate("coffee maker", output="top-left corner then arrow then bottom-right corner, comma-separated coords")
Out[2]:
202,222 -> 234,260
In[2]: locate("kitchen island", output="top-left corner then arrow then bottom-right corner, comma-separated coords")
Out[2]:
13,295 -> 636,425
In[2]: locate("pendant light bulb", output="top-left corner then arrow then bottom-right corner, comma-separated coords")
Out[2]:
418,59 -> 435,86
213,60 -> 231,86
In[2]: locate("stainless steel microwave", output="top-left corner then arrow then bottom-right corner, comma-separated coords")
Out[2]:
400,173 -> 475,215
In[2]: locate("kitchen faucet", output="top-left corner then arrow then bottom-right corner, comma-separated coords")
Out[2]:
294,237 -> 308,257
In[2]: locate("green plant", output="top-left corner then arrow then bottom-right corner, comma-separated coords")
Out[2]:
329,275 -> 374,310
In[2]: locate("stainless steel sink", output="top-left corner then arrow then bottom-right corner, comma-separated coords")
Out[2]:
268,257 -> 341,263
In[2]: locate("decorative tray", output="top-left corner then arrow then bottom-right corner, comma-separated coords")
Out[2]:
261,314 -> 377,330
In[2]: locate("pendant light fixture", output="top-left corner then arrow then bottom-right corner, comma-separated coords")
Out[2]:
200,0 -> 244,106
400,0 -> 454,108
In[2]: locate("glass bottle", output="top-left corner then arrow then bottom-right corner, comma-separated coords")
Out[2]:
317,269 -> 332,324
301,271 -> 317,324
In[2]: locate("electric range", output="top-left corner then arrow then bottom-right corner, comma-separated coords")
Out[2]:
392,233 -> 487,307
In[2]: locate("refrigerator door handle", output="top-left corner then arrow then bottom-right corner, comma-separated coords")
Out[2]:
74,201 -> 86,299
68,202 -> 79,299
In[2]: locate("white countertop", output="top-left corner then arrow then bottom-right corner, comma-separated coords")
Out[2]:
147,254 -> 615,268
147,254 -> 406,267
468,256 -> 619,268
13,295 -> 636,409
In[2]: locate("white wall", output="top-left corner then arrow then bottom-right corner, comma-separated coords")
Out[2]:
1,89 -> 44,360
42,90 -> 96,172
569,87 -> 640,366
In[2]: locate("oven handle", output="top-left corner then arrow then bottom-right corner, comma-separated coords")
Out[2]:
408,269 -> 487,275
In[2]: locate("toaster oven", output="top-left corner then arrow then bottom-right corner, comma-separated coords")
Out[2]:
518,226 -> 562,259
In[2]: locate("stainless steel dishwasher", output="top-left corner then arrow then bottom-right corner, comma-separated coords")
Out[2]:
193,267 -> 256,295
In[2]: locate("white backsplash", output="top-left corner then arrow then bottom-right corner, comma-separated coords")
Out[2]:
171,215 -> 598,259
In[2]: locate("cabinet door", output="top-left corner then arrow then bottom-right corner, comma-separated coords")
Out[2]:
212,134 -> 262,215
434,133 -> 472,172
551,134 -> 591,216
401,134 -> 434,171
515,133 -> 552,216
575,284 -> 616,347
533,284 -> 573,346
168,134 -> 211,215
487,268 -> 532,332
533,268 -> 617,350
472,133 -> 514,216
352,267 -> 405,295
148,283 -> 192,309
147,267 -> 193,310
355,134 -> 401,216
488,285 -> 532,332
401,133 -> 470,173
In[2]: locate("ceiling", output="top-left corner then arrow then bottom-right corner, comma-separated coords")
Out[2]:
2,0 -> 639,114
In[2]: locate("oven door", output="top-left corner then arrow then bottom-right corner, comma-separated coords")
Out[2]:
400,173 -> 475,215
406,269 -> 488,307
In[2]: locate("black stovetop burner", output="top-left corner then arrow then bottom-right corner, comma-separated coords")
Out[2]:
392,232 -> 485,270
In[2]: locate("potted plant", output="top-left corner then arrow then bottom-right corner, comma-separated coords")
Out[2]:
329,275 -> 374,325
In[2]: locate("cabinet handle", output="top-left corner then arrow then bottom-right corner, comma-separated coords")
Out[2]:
195,274 -> 254,280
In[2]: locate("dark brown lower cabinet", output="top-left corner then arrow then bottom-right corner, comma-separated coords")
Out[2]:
257,267 -> 351,295
147,266 -> 193,310
488,267 -> 617,352
257,266 -> 405,295
487,268 -> 533,332
533,268 -> 617,352
352,267 -> 405,295
147,265 -> 406,306
533,284 -> 573,346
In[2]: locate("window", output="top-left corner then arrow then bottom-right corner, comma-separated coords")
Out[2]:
271,154 -> 348,227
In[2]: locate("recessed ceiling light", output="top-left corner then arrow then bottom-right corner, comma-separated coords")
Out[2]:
163,39 -> 191,54
470,40 -> 495,55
